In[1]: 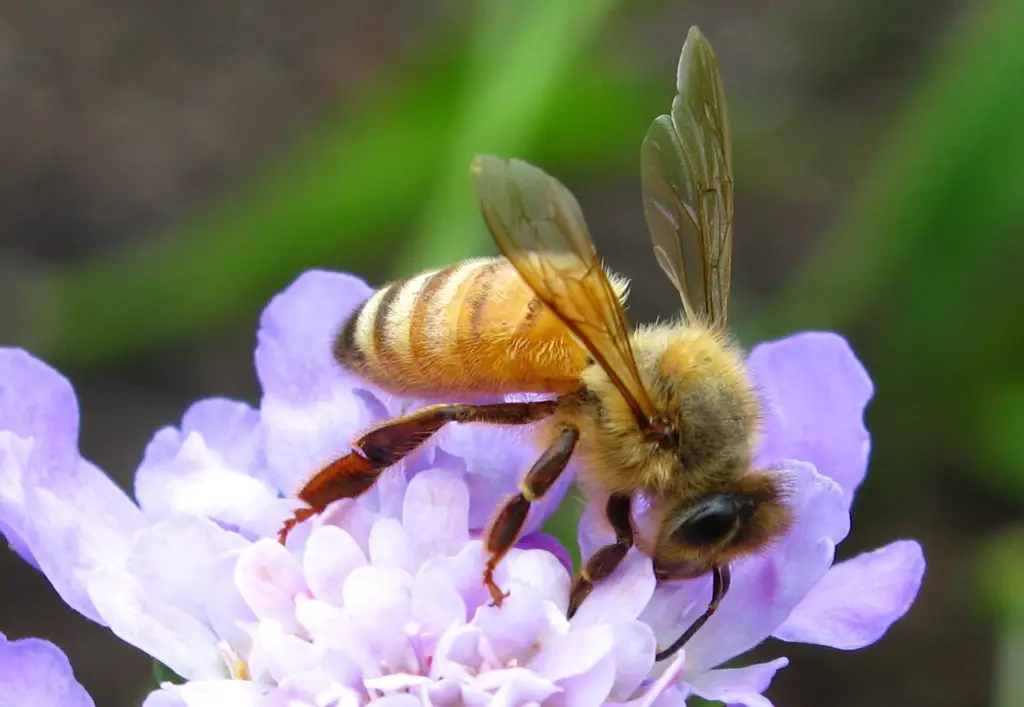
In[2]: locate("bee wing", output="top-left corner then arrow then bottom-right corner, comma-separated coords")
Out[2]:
470,154 -> 658,426
641,26 -> 734,326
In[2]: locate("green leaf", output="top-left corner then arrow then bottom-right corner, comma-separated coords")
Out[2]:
152,660 -> 185,686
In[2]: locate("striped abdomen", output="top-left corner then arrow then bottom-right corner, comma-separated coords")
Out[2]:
334,257 -> 593,398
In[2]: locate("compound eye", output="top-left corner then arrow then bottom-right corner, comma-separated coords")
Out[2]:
675,496 -> 737,546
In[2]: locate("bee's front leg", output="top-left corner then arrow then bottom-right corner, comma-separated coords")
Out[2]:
654,564 -> 731,662
566,492 -> 634,618
482,423 -> 580,607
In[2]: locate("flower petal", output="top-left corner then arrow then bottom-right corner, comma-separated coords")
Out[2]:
342,565 -> 414,669
773,539 -> 925,649
572,551 -> 656,627
135,401 -> 277,529
528,622 -> 614,683
552,653 -> 616,707
0,350 -> 146,623
0,349 -> 81,470
401,469 -> 470,566
0,633 -> 94,707
235,540 -> 308,633
607,621 -> 657,701
686,657 -> 788,707
143,681 -> 272,707
303,525 -> 367,605
1,451 -> 145,624
749,332 -> 873,501
254,271 -> 383,496
124,516 -> 247,621
86,567 -> 224,680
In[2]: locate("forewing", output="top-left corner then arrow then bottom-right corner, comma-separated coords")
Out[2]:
641,26 -> 734,326
470,154 -> 657,424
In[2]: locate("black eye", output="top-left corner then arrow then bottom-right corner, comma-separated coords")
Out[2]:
675,496 -> 737,546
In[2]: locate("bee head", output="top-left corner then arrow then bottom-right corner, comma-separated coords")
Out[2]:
650,469 -> 794,580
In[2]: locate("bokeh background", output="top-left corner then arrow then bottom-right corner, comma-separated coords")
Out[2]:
2,1 -> 1023,705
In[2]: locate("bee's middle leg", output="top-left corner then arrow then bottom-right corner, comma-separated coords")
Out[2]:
482,423 -> 579,607
567,492 -> 634,618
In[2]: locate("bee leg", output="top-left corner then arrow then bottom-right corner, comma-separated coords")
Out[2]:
654,564 -> 732,662
566,493 -> 633,618
278,399 -> 558,544
482,423 -> 580,607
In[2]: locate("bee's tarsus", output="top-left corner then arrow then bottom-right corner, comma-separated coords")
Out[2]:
568,493 -> 634,618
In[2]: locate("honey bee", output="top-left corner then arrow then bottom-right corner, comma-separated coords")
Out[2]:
278,26 -> 792,661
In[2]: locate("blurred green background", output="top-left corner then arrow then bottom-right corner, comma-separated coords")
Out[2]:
1,1 -> 1022,706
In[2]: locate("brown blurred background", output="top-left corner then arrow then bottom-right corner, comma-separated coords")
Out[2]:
2,1 -> 1022,706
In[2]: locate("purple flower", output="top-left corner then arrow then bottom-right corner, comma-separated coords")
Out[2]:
0,269 -> 924,706
579,333 -> 926,706
0,633 -> 94,707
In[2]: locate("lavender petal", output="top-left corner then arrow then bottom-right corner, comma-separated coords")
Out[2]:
749,332 -> 873,502
773,539 -> 925,649
686,657 -> 788,707
0,633 -> 94,707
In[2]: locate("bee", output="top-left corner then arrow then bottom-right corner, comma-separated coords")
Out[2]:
278,26 -> 792,662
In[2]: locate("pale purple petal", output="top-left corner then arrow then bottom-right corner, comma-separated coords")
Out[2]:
0,353 -> 147,623
687,657 -> 788,707
505,548 -> 573,612
1,451 -> 145,624
657,462 -> 845,672
205,552 -> 257,659
607,621 -> 657,701
247,621 -> 320,684
86,567 -> 225,680
0,349 -> 81,471
136,399 -> 278,529
471,552 -> 570,662
552,654 -> 616,707
254,271 -> 384,496
136,432 -> 279,529
368,696 -> 424,707
235,540 -> 308,634
179,399 -> 266,473
0,633 -> 94,707
572,551 -> 656,627
368,517 -> 413,572
124,516 -> 247,622
528,623 -> 614,682
411,563 -> 467,637
577,494 -> 614,562
255,270 -> 373,406
774,539 -> 925,649
302,525 -> 367,605
473,668 -> 559,704
749,332 -> 873,501
401,469 -> 470,566
342,565 -> 414,668
143,681 -> 272,707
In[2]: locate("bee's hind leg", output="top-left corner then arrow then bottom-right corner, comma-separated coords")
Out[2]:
278,399 -> 557,544
567,493 -> 634,618
483,423 -> 580,607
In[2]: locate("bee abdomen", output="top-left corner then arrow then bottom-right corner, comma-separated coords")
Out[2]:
333,257 -> 585,398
